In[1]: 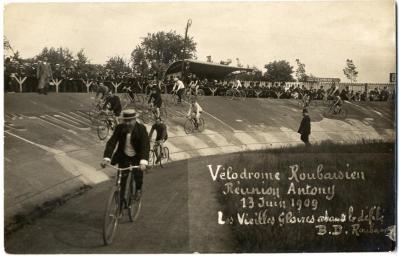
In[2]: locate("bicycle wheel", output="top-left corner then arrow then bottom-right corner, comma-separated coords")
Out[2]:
240,90 -> 246,101
140,110 -> 151,124
160,147 -> 170,168
197,89 -> 205,101
338,108 -> 347,119
323,108 -> 333,118
148,149 -> 155,166
160,107 -> 168,120
184,119 -> 194,134
97,120 -> 110,140
103,186 -> 120,245
127,174 -> 142,222
197,118 -> 205,132
134,95 -> 144,106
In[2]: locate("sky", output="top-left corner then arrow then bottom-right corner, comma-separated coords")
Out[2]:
4,1 -> 396,83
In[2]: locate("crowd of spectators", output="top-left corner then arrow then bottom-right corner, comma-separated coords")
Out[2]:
4,59 -> 393,102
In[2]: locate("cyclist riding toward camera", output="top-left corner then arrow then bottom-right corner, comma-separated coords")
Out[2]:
96,82 -> 110,102
103,91 -> 122,126
101,109 -> 150,202
188,77 -> 199,97
332,95 -> 343,114
186,97 -> 203,129
148,117 -> 168,164
147,86 -> 162,119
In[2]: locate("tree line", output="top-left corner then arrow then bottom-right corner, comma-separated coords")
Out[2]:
4,33 -> 359,83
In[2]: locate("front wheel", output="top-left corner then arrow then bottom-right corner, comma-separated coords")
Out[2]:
160,147 -> 170,168
148,149 -> 155,166
197,118 -> 205,132
184,119 -> 194,134
127,175 -> 142,222
97,120 -> 110,140
103,187 -> 120,245
337,108 -> 347,119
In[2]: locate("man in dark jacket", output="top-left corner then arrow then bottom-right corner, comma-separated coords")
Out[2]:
101,109 -> 150,201
298,108 -> 311,146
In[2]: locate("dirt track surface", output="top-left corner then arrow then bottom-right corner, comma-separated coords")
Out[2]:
5,155 -> 237,253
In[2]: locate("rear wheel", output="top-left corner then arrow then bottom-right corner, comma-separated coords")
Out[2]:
97,120 -> 109,140
103,187 -> 120,245
127,175 -> 142,222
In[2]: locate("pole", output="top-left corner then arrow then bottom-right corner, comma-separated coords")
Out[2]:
181,19 -> 192,80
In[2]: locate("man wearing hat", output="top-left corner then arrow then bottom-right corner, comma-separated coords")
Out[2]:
102,109 -> 150,200
298,108 -> 311,146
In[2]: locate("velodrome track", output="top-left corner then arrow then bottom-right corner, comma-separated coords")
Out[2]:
4,93 -> 395,253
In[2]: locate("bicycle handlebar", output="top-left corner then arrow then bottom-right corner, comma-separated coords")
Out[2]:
105,163 -> 140,171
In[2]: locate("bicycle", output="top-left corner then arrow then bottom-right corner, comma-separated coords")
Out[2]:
323,103 -> 347,119
185,88 -> 205,101
120,88 -> 144,108
171,89 -> 186,105
102,164 -> 142,245
97,111 -> 116,140
184,116 -> 205,134
148,140 -> 170,168
140,105 -> 168,124
225,88 -> 246,101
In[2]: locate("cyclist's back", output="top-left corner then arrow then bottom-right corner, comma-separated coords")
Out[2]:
96,83 -> 109,100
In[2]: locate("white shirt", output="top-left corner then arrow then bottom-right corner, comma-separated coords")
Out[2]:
187,102 -> 203,115
124,133 -> 136,157
173,80 -> 185,91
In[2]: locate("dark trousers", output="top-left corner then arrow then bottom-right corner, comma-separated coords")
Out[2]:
300,133 -> 311,146
118,153 -> 143,198
177,88 -> 184,102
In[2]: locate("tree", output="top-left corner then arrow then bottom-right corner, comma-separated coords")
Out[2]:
105,56 -> 131,92
131,31 -> 197,79
263,60 -> 294,82
343,59 -> 358,83
295,59 -> 308,82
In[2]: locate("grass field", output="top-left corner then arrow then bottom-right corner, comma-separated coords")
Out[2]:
216,141 -> 395,252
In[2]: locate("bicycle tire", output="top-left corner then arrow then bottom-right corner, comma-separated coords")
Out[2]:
141,110 -> 151,124
103,187 -> 120,245
148,149 -> 155,166
184,119 -> 194,134
197,89 -> 205,101
160,147 -> 170,168
97,120 -> 110,140
240,90 -> 247,101
198,118 -> 205,132
127,174 -> 142,222
338,108 -> 347,119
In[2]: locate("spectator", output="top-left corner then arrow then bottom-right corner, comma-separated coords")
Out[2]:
298,108 -> 311,147
36,57 -> 53,95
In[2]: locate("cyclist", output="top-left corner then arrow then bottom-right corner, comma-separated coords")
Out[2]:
103,91 -> 122,126
186,97 -> 203,129
188,77 -> 199,97
231,79 -> 242,94
147,86 -> 162,119
148,117 -> 168,164
101,109 -> 150,203
332,95 -> 343,114
172,77 -> 185,103
95,82 -> 110,101
122,84 -> 136,102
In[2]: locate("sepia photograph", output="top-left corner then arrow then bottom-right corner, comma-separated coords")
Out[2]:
2,0 -> 396,253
